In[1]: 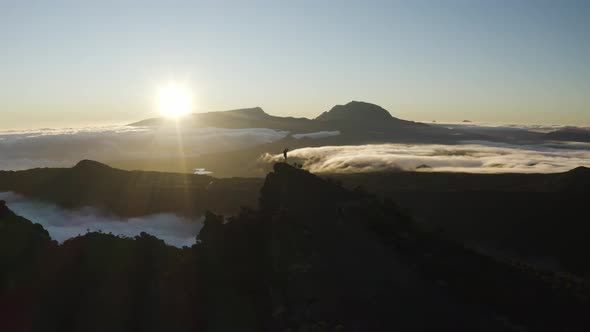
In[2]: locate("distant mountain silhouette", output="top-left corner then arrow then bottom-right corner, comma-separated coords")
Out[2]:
316,101 -> 395,122
545,127 -> 590,142
131,106 -> 322,132
131,101 -> 424,131
130,101 -> 478,145
132,101 -> 422,131
74,159 -> 114,171
129,101 -> 590,148
135,102 -> 414,129
314,101 -> 427,134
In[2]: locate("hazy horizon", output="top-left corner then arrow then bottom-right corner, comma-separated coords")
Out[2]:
2,105 -> 590,132
2,0 -> 589,129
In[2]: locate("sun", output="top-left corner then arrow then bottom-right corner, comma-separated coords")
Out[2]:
157,83 -> 193,118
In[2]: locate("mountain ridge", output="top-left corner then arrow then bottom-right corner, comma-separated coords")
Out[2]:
130,101 -> 421,131
129,101 -> 476,147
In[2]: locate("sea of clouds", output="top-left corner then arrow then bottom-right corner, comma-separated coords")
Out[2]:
431,122 -> 590,133
0,125 -> 343,171
2,123 -> 589,174
0,192 -> 202,247
262,141 -> 590,174
0,125 -> 290,170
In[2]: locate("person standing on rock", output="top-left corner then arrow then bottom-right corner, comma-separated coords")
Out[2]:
283,148 -> 289,163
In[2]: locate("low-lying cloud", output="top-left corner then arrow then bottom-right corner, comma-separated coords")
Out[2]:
3,123 -> 590,174
292,131 -> 341,139
0,192 -> 202,247
0,125 -> 289,170
262,141 -> 590,174
431,122 -> 590,133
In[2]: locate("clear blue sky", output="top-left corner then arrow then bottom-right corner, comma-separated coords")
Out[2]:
1,0 -> 589,129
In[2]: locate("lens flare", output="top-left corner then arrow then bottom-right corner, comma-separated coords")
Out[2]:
157,83 -> 193,118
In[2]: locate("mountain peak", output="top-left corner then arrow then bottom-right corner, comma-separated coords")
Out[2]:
569,166 -> 590,174
315,101 -> 394,122
74,160 -> 113,171
260,163 -> 349,211
222,107 -> 268,117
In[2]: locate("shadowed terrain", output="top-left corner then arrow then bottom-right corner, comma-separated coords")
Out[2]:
328,167 -> 590,276
2,161 -> 590,275
0,160 -> 262,217
1,164 -> 589,331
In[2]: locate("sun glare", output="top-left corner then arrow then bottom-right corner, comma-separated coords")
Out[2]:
158,83 -> 193,118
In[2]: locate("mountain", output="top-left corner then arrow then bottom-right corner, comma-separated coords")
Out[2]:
118,102 -> 485,177
314,101 -> 435,135
131,107 -> 324,132
0,202 -> 199,332
130,101 -> 479,147
329,166 -> 590,276
132,101 -> 427,132
249,164 -> 589,330
0,160 -> 263,217
133,102 -> 416,130
2,163 -> 588,331
316,101 -> 397,123
4,159 -> 590,278
3,160 -> 590,277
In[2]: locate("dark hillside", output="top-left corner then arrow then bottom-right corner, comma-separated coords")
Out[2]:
1,165 -> 589,331
329,167 -> 590,275
199,164 -> 590,331
0,160 -> 263,217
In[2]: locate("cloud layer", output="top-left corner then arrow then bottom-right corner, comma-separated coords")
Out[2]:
0,192 -> 202,247
430,122 -> 590,133
292,131 -> 341,139
2,124 -> 590,174
0,125 -> 289,170
262,141 -> 590,174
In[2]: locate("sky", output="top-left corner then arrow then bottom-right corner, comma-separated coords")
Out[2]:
1,0 -> 589,130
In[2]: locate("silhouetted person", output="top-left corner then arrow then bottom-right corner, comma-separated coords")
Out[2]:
0,200 -> 7,217
283,148 -> 289,162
